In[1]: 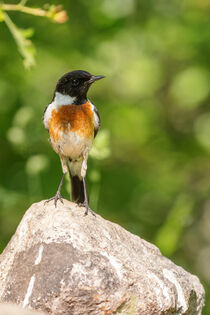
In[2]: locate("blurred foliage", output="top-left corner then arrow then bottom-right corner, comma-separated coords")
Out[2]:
1,0 -> 210,312
0,1 -> 67,68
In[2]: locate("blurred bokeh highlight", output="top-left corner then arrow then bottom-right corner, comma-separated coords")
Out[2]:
1,0 -> 210,313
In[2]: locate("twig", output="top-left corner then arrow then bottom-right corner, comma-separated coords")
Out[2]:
3,12 -> 35,68
1,4 -> 48,17
1,2 -> 67,68
0,3 -> 68,23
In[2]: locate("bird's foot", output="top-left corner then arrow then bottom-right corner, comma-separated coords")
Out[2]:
45,192 -> 63,207
78,202 -> 96,217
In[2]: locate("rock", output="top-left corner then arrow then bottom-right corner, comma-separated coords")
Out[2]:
0,200 -> 205,315
0,303 -> 46,315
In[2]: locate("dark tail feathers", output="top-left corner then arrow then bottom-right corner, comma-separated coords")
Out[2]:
70,175 -> 86,204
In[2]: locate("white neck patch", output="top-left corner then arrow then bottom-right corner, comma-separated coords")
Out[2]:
43,92 -> 76,130
54,92 -> 76,106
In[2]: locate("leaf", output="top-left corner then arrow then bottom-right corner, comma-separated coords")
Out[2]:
19,27 -> 34,39
14,28 -> 36,69
22,42 -> 36,69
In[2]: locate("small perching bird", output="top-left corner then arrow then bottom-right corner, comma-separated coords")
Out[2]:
43,70 -> 105,215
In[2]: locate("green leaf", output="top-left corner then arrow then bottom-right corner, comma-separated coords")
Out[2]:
19,27 -> 34,39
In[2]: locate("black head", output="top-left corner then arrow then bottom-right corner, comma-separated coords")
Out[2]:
55,70 -> 105,104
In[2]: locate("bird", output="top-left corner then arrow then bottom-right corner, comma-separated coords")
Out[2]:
43,70 -> 105,215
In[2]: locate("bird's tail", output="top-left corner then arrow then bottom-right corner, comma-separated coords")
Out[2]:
68,159 -> 87,204
70,174 -> 85,204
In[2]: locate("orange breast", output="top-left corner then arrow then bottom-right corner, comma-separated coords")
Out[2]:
49,102 -> 94,142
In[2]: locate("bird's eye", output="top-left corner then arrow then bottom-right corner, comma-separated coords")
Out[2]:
71,79 -> 79,87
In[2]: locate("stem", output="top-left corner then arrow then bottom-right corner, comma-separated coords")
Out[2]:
3,12 -> 35,68
3,12 -> 21,41
0,4 -> 48,17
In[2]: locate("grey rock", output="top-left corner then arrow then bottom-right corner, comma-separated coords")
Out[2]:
0,303 -> 46,315
0,200 -> 205,314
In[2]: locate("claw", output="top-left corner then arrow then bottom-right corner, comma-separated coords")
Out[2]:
78,202 -> 96,217
45,193 -> 63,207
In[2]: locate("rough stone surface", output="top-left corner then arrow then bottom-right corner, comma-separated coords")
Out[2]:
0,303 -> 46,315
0,200 -> 205,315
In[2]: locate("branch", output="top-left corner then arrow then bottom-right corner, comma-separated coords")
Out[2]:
1,4 -> 46,16
0,4 -> 68,23
3,12 -> 35,69
0,2 -> 68,69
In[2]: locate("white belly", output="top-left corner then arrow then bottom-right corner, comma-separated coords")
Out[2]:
50,130 -> 93,160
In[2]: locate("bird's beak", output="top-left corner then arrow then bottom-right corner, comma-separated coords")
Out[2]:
88,75 -> 105,84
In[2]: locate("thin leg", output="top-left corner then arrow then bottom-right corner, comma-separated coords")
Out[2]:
82,176 -> 96,216
80,150 -> 96,216
66,160 -> 72,201
45,172 -> 66,207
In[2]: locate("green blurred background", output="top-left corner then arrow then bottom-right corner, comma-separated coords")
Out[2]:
1,0 -> 210,312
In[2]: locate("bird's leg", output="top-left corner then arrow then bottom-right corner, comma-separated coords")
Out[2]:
81,176 -> 96,216
45,172 -> 66,207
45,155 -> 67,207
79,150 -> 96,216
